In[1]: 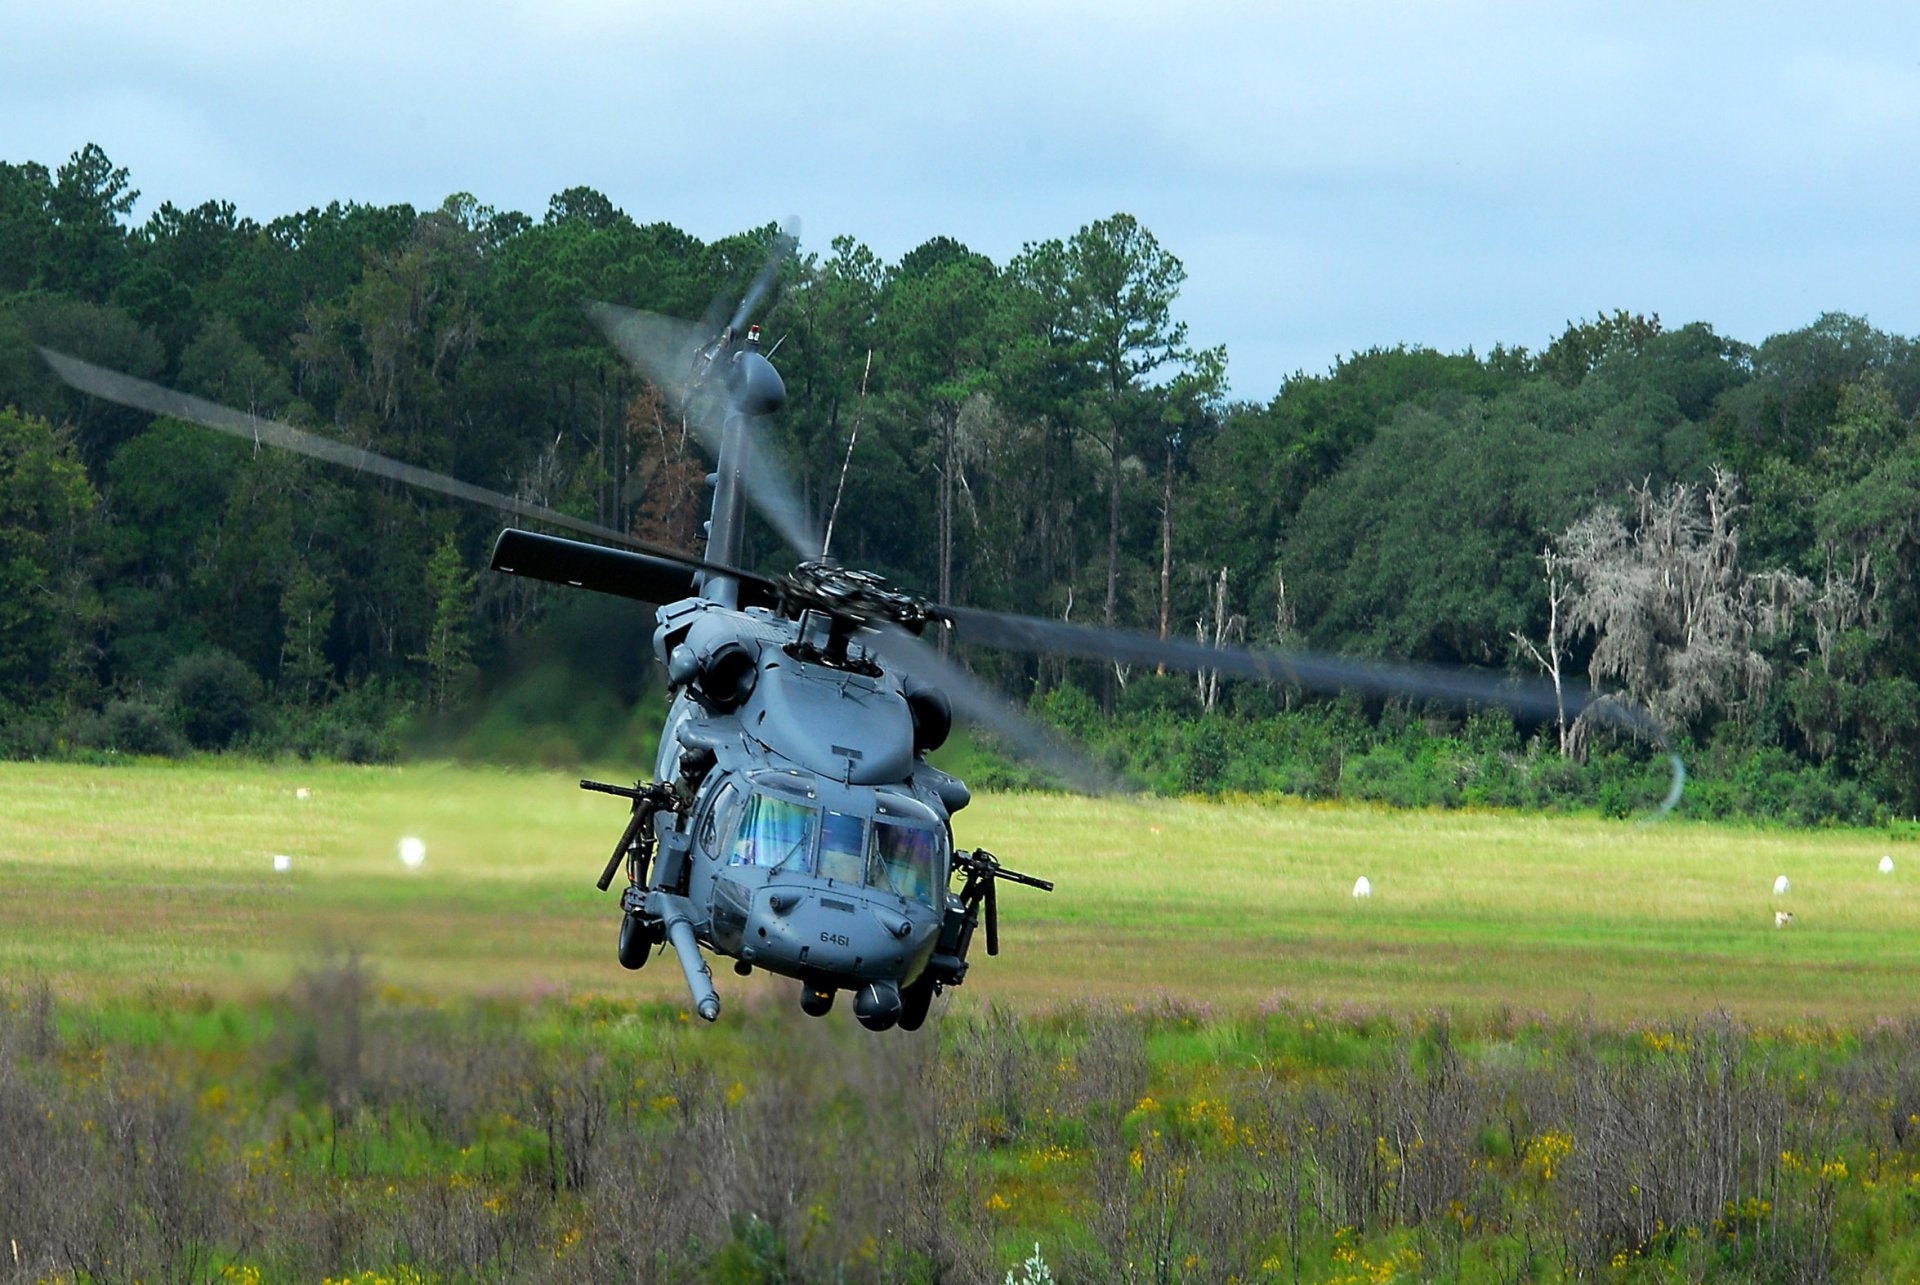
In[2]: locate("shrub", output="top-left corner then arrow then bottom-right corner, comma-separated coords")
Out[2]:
82,698 -> 185,757
167,648 -> 262,749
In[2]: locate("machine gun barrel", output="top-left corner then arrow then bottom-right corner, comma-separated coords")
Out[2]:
582,779 -> 679,892
952,848 -> 1053,893
580,777 -> 646,801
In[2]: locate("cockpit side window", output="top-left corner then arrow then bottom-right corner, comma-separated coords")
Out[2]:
817,811 -> 865,883
700,781 -> 743,858
867,821 -> 945,907
729,793 -> 817,870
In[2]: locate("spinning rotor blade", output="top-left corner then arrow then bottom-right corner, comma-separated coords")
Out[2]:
866,624 -> 1130,795
587,300 -> 824,558
581,302 -> 710,408
727,221 -> 799,334
941,605 -> 1669,744
941,605 -> 1687,811
38,349 -> 764,588
588,221 -> 816,555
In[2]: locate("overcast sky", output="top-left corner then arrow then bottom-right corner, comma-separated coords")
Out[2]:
7,1 -> 1920,400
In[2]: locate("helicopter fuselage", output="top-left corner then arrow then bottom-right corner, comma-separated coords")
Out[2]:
620,594 -> 980,1029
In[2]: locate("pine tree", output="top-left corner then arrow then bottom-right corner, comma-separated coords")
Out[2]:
416,533 -> 475,711
279,565 -> 335,704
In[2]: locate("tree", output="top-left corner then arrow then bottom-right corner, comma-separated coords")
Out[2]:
1511,546 -> 1574,755
1535,310 -> 1663,386
0,408 -> 98,706
417,532 -> 476,711
874,242 -> 1007,607
0,160 -> 54,293
1561,470 -> 1804,733
279,564 -> 336,704
1155,347 -> 1226,647
44,144 -> 138,302
1059,215 -> 1191,642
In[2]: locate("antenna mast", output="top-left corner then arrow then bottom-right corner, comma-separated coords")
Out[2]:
821,348 -> 874,560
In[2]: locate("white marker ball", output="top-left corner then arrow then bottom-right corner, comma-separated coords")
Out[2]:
1773,875 -> 1790,896
272,854 -> 292,873
1352,876 -> 1372,899
399,836 -> 427,868
1881,855 -> 1895,874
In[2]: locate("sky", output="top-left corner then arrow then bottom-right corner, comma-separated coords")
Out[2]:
7,0 -> 1920,401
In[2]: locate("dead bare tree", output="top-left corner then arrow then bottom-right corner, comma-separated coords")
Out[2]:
1194,567 -> 1246,714
1512,545 -> 1575,756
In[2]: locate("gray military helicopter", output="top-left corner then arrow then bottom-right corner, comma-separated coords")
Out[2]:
42,233 -> 1681,1033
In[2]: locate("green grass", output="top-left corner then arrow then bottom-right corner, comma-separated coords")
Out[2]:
3,759 -> 1915,1019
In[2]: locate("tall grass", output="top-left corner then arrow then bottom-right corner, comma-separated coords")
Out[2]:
5,976 -> 1920,1282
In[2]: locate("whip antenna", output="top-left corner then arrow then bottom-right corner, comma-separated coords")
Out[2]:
821,347 -> 874,559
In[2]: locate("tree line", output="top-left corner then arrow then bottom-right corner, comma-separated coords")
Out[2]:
2,144 -> 1916,818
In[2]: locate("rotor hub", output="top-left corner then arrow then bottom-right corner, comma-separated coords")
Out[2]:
780,560 -> 938,634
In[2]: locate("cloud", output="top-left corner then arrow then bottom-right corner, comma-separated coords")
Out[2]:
7,0 -> 1920,396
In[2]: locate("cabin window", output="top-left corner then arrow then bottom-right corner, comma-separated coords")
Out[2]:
817,810 -> 866,883
728,793 -> 817,870
867,822 -> 945,907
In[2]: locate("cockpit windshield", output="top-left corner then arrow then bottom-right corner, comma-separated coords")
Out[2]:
728,792 -> 816,872
817,810 -> 866,883
868,821 -> 943,907
723,785 -> 948,907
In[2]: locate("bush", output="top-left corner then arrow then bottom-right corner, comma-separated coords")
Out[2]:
1118,672 -> 1201,719
0,703 -> 58,758
81,698 -> 185,757
167,648 -> 262,749
1181,718 -> 1231,793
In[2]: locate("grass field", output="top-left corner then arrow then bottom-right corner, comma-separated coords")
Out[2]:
10,758 -> 1920,1282
5,758 -> 1914,1020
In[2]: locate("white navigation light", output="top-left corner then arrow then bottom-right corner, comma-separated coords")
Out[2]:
273,854 -> 292,873
400,836 -> 427,868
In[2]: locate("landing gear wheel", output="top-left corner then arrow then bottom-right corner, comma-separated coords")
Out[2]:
897,976 -> 936,1032
618,912 -> 660,970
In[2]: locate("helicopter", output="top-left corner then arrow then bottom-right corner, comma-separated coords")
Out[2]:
40,234 -> 1681,1033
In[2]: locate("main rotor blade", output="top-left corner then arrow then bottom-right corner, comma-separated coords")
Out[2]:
581,302 -> 710,409
941,605 -> 1670,743
38,348 -> 756,583
491,529 -> 781,607
865,624 -> 1130,795
728,221 -> 799,333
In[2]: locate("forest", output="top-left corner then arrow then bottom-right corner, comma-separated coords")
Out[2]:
2,143 -> 1917,822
